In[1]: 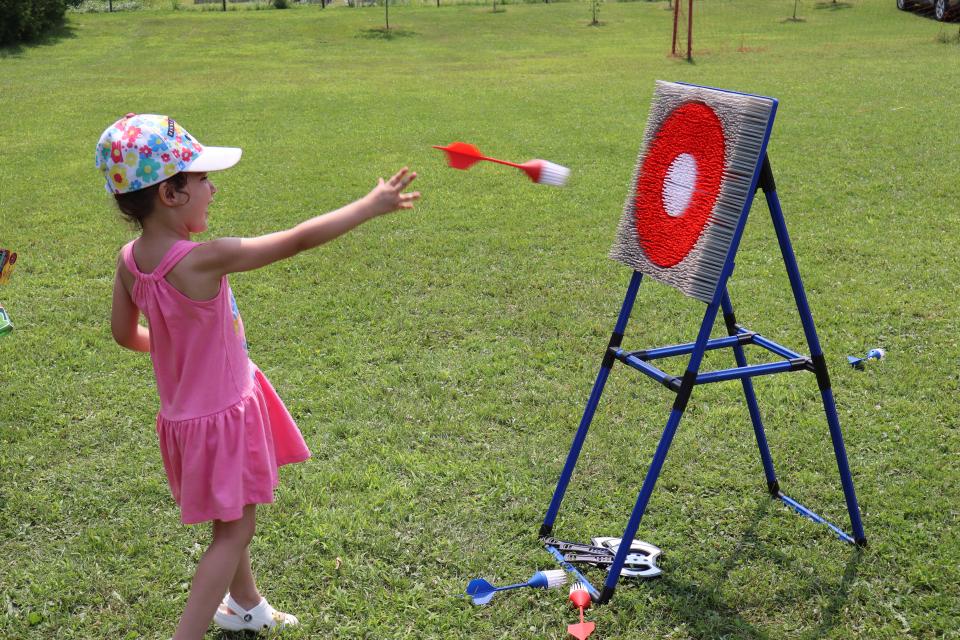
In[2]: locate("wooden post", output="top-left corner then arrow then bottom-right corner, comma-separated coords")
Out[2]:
671,0 -> 679,56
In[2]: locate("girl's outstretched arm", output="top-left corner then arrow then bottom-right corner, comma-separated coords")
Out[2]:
111,257 -> 150,352
193,167 -> 419,277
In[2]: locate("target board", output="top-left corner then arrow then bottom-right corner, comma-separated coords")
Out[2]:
610,82 -> 777,303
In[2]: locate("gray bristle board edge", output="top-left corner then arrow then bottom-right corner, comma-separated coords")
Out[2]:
609,81 -> 775,303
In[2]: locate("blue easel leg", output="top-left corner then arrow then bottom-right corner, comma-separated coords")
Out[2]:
818,388 -> 867,544
541,272 -> 643,536
600,294 -> 726,603
762,166 -> 867,545
721,289 -> 779,493
598,405 -> 685,603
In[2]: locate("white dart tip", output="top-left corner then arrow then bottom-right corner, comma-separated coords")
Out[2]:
543,570 -> 567,589
570,581 -> 588,594
537,160 -> 570,187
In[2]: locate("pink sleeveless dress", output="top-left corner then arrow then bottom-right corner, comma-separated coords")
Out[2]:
122,239 -> 311,524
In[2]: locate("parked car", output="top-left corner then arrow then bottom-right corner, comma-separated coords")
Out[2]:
898,0 -> 957,21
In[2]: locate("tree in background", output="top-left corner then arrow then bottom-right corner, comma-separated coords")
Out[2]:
591,0 -> 603,25
789,0 -> 804,21
1,0 -> 69,47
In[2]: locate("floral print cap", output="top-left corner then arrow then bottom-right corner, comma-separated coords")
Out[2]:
95,113 -> 242,194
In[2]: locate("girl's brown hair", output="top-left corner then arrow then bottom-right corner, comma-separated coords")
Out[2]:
113,172 -> 190,230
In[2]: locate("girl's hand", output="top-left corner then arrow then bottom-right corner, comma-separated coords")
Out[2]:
365,167 -> 420,216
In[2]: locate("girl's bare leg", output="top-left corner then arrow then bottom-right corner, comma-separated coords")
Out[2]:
172,505 -> 257,640
226,546 -> 262,611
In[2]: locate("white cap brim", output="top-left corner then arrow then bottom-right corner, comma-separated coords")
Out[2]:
187,146 -> 242,172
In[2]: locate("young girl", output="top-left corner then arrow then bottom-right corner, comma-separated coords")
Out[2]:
97,113 -> 419,639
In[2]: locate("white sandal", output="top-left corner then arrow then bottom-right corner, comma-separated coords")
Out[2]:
214,593 -> 300,632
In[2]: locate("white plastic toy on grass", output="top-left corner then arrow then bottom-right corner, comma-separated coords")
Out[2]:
591,536 -> 663,578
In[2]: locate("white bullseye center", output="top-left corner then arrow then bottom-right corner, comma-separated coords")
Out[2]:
662,153 -> 697,218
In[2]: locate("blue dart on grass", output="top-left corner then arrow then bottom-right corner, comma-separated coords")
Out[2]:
465,569 -> 567,606
848,348 -> 885,370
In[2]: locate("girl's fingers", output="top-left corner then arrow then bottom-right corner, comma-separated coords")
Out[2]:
398,191 -> 420,208
396,173 -> 417,193
389,167 -> 409,187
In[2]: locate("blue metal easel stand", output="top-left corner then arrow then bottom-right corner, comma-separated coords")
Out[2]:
762,162 -> 867,548
540,272 -> 643,537
540,155 -> 867,605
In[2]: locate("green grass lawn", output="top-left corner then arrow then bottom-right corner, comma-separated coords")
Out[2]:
1,0 -> 958,637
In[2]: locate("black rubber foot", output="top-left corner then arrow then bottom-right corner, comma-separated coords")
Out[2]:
598,586 -> 615,605
855,537 -> 868,548
538,523 -> 552,538
767,479 -> 781,497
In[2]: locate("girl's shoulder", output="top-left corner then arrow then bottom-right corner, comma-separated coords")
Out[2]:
125,238 -> 200,275
165,240 -> 228,302
115,244 -> 137,293
173,237 -> 243,277
116,238 -> 142,276
172,238 -> 221,273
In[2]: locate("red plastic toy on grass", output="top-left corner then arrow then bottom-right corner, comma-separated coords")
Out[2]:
433,142 -> 570,187
567,582 -> 595,640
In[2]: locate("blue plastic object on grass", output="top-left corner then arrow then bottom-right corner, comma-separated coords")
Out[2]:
465,569 -> 566,606
847,348 -> 885,370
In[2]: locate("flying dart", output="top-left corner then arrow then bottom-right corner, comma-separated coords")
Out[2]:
433,142 -> 570,187
567,582 -> 595,640
465,569 -> 567,606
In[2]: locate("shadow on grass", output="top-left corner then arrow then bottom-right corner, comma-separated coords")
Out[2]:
649,497 -> 863,639
0,22 -> 77,59
212,631 -> 270,639
899,6 -> 957,21
800,548 -> 864,640
356,27 -> 417,40
815,1 -> 853,9
936,28 -> 960,44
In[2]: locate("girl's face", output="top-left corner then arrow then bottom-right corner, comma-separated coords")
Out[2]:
180,172 -> 217,233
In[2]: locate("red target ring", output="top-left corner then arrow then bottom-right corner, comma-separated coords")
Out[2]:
635,102 -> 726,268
